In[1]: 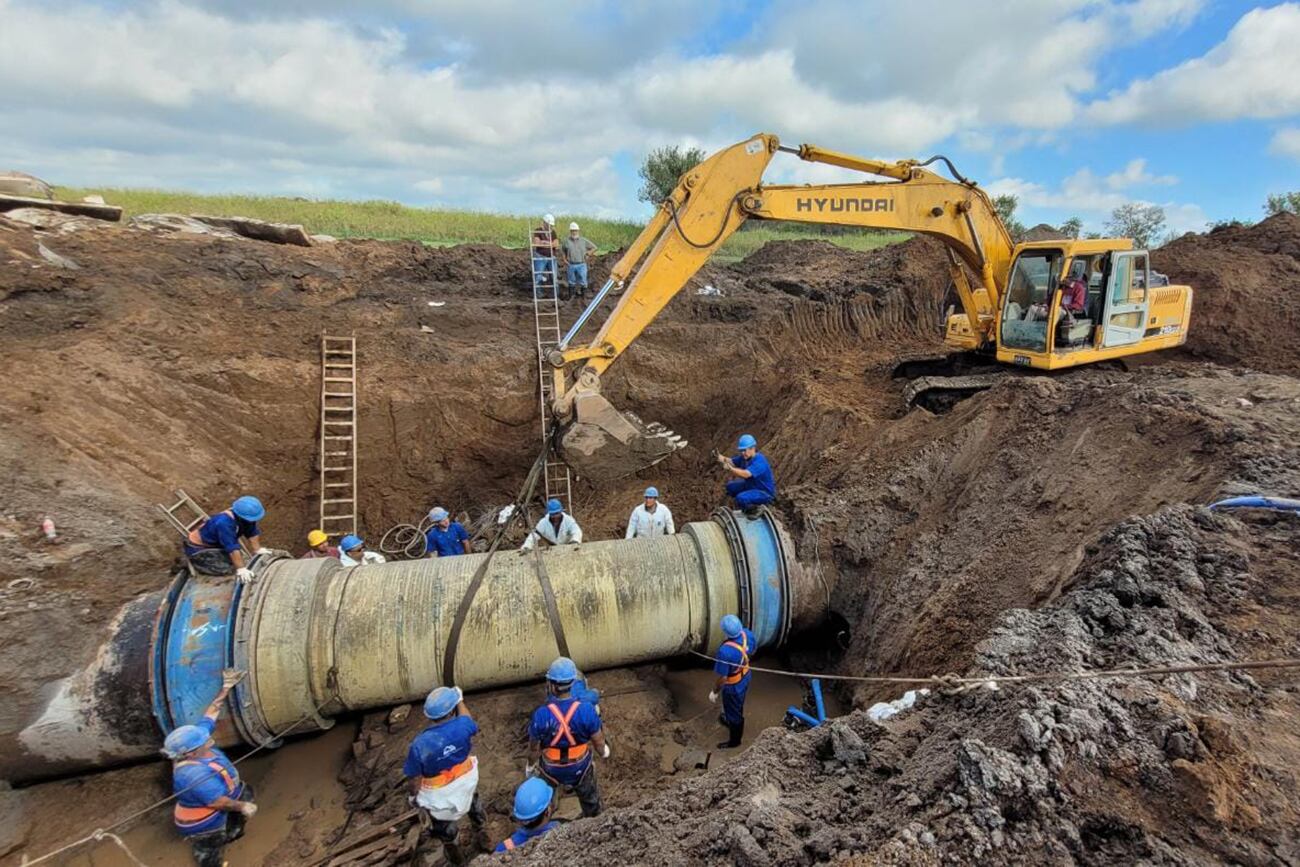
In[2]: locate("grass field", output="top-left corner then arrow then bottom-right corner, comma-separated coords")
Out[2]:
55,187 -> 909,261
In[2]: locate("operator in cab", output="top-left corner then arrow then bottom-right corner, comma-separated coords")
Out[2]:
718,434 -> 776,515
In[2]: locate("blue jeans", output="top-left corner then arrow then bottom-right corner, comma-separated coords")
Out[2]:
566,263 -> 588,291
726,479 -> 774,508
533,256 -> 555,296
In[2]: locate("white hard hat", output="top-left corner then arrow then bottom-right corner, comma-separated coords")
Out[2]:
569,222 -> 579,231
543,213 -> 555,226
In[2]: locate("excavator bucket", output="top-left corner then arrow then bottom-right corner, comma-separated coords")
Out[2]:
556,392 -> 686,480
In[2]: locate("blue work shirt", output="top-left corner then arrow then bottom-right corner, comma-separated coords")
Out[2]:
494,820 -> 560,852
732,452 -> 776,497
425,521 -> 470,557
403,715 -> 479,779
713,627 -> 757,690
529,696 -> 602,784
186,511 -> 259,555
172,718 -> 242,836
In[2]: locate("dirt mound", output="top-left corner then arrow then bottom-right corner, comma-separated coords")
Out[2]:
497,506 -> 1300,864
1154,213 -> 1300,375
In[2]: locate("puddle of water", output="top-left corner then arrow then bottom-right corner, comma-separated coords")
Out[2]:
67,721 -> 357,867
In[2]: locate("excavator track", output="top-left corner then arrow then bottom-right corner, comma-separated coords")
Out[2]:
902,373 -> 1011,414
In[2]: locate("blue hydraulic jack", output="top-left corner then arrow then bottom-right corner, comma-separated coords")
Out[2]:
785,678 -> 828,729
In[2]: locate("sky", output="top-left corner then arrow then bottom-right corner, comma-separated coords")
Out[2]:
1,0 -> 1297,235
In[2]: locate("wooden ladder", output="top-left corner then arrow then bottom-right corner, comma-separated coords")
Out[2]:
156,489 -> 250,555
319,334 -> 358,539
529,222 -> 573,515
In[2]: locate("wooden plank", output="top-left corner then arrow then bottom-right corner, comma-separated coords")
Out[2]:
0,193 -> 123,221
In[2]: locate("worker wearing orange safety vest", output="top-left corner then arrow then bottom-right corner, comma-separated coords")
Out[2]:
162,668 -> 256,867
528,656 -> 609,817
403,685 -> 487,864
709,614 -> 756,749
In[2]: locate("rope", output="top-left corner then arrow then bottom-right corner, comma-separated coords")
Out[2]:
689,650 -> 1300,688
20,701 -> 335,866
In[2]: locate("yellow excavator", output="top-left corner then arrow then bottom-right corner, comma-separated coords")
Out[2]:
547,133 -> 1193,479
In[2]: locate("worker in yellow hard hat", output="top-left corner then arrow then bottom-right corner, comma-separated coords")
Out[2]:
300,529 -> 339,560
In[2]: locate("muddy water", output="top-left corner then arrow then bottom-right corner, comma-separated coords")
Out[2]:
64,722 -> 357,867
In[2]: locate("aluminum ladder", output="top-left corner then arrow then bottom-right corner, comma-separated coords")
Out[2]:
529,223 -> 573,515
156,489 -> 249,555
319,334 -> 358,539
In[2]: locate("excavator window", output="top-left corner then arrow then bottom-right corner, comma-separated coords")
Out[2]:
999,249 -> 1064,353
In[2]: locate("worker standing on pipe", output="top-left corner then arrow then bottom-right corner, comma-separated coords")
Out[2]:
162,668 -> 257,867
301,529 -> 339,559
521,499 -> 583,551
529,656 -> 609,817
626,486 -> 675,539
709,614 -> 756,749
717,434 -> 776,515
425,507 -> 472,557
404,686 -> 488,864
183,495 -> 270,583
495,777 -> 560,852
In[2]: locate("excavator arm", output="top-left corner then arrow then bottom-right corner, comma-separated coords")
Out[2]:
551,133 -> 1016,479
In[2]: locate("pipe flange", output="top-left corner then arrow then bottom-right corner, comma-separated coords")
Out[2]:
710,508 -> 753,628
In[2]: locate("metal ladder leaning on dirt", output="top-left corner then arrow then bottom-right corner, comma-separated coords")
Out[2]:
319,334 -> 359,540
529,223 -> 573,514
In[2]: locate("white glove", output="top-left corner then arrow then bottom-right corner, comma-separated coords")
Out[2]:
601,743 -> 611,759
236,567 -> 255,584
708,691 -> 718,704
240,802 -> 258,817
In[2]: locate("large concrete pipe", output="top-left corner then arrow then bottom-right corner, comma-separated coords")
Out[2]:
3,509 -> 823,783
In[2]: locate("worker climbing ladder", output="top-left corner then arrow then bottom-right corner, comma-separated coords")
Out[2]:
529,221 -> 573,514
319,334 -> 358,539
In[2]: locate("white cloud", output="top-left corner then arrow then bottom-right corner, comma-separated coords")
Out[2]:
1086,4 -> 1300,125
1270,128 -> 1300,161
413,178 -> 444,193
1105,159 -> 1177,190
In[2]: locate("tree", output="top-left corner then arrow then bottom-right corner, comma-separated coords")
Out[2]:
992,194 -> 1027,242
637,145 -> 706,204
1104,202 -> 1166,248
1059,216 -> 1083,239
1264,191 -> 1300,215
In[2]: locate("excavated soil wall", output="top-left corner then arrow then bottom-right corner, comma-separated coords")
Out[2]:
2,214 -> 1299,865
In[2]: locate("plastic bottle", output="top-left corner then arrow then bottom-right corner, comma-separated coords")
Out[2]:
41,516 -> 56,541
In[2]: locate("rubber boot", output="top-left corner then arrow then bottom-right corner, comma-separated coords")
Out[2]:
442,840 -> 466,866
716,720 -> 744,750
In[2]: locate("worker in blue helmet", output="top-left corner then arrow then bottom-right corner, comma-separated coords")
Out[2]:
709,614 -> 757,749
494,777 -> 560,853
183,495 -> 272,582
404,685 -> 486,864
717,434 -> 776,515
520,498 -> 583,552
625,486 -> 675,539
424,506 -> 471,557
528,656 -> 609,817
339,534 -> 386,567
163,668 -> 255,867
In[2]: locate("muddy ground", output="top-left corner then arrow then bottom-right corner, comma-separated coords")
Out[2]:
1,211 -> 1298,865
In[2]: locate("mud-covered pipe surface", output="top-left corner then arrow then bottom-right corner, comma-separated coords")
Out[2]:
4,509 -> 822,783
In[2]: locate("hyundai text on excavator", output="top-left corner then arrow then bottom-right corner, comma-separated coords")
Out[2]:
546,133 -> 1193,479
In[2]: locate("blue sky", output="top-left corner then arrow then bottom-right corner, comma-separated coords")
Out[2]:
1,0 -> 1297,236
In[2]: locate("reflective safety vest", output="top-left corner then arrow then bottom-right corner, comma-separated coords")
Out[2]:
419,756 -> 476,789
173,758 -> 239,831
187,510 -> 235,549
721,633 -> 751,686
541,701 -> 589,766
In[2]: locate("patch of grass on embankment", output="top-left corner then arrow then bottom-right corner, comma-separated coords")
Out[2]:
55,187 -> 908,260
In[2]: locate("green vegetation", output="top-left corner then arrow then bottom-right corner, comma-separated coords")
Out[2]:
54,186 -> 907,260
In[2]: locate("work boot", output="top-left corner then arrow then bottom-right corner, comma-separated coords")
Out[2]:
716,721 -> 744,750
442,840 -> 466,866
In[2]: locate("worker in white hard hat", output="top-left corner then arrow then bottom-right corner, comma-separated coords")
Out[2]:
559,221 -> 597,302
530,214 -> 559,299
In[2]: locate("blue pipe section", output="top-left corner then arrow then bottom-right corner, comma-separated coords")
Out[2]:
735,512 -> 785,647
151,573 -> 241,744
812,678 -> 826,723
1209,495 -> 1300,513
786,708 -> 821,728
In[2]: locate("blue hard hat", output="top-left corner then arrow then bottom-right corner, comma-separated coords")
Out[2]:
512,777 -> 554,822
340,534 -> 364,552
737,434 -> 757,450
423,685 -> 462,719
429,507 -> 449,522
547,498 -> 563,515
644,486 -> 659,498
162,724 -> 209,758
547,656 -> 577,684
231,495 -> 265,522
721,614 -> 744,638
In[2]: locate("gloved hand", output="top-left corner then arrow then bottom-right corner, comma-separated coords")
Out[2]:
254,547 -> 280,559
239,802 -> 258,817
236,567 -> 255,584
525,762 -> 537,777
601,743 -> 611,759
221,668 -> 247,689
708,691 -> 718,704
